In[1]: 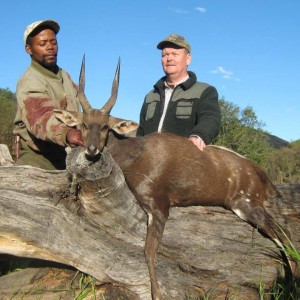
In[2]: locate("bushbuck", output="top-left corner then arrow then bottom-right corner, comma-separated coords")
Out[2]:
54,58 -> 298,300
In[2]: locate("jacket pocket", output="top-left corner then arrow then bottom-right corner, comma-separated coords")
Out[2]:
176,101 -> 193,119
145,102 -> 157,121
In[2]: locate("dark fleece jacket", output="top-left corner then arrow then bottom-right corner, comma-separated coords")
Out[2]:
137,71 -> 221,144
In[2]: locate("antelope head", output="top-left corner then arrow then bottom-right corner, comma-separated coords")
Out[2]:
54,56 -> 137,157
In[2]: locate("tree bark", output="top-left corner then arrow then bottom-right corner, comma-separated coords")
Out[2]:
0,145 -> 299,299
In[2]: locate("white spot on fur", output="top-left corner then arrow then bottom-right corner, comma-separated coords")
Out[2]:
274,238 -> 283,248
245,198 -> 251,202
148,213 -> 153,226
228,178 -> 232,182
240,190 -> 244,194
232,208 -> 247,221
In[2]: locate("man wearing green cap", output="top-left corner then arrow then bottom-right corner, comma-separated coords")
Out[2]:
137,34 -> 221,150
13,19 -> 83,169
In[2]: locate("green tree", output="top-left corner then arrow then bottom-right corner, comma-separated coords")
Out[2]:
214,99 -> 272,167
0,88 -> 17,149
265,143 -> 300,183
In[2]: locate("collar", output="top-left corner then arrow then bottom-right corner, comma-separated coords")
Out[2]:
164,74 -> 189,90
31,60 -> 62,79
154,71 -> 197,92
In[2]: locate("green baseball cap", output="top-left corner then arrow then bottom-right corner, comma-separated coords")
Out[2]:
157,34 -> 191,53
24,19 -> 60,45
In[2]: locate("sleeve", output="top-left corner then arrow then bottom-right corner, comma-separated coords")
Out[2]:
16,75 -> 73,147
136,96 -> 147,136
191,86 -> 221,144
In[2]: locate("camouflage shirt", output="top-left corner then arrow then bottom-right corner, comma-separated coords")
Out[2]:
14,60 -> 81,153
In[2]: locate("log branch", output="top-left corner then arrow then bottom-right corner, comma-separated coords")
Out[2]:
0,145 -> 299,299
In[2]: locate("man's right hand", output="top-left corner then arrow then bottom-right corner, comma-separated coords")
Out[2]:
188,135 -> 206,151
67,129 -> 84,147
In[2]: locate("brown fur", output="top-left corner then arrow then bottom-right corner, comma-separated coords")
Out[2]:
105,131 -> 296,300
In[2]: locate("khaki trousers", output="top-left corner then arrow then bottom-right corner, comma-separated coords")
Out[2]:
16,140 -> 67,170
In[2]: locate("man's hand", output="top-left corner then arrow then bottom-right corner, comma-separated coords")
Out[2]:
67,129 -> 84,147
188,135 -> 206,151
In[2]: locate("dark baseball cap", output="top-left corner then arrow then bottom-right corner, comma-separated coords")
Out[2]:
157,34 -> 191,53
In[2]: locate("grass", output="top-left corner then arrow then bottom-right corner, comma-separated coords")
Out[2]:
0,263 -> 102,300
266,229 -> 300,300
183,227 -> 300,300
74,273 -> 97,300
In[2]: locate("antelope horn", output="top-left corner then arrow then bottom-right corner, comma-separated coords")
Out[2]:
100,57 -> 120,114
78,55 -> 92,112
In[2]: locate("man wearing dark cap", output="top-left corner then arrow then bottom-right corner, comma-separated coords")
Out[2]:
13,20 -> 83,169
137,34 -> 221,150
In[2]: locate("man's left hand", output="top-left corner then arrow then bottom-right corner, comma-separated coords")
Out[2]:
67,128 -> 84,147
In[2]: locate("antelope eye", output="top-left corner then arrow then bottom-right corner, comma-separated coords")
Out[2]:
81,123 -> 88,130
102,124 -> 109,130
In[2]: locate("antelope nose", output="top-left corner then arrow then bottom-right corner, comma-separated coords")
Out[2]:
87,144 -> 97,156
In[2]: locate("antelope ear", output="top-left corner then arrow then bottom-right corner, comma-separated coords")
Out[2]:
111,120 -> 139,137
54,109 -> 82,127
108,116 -> 128,128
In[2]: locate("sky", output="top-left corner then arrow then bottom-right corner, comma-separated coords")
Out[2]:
1,0 -> 299,142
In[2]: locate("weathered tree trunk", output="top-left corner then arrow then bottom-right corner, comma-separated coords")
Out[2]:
0,145 -> 299,299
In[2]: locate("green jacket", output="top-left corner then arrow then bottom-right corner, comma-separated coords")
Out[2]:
14,60 -> 81,153
137,71 -> 221,144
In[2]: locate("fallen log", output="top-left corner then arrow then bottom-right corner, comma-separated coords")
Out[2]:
0,145 -> 299,299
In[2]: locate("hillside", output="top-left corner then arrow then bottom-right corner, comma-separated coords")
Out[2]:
265,133 -> 290,149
